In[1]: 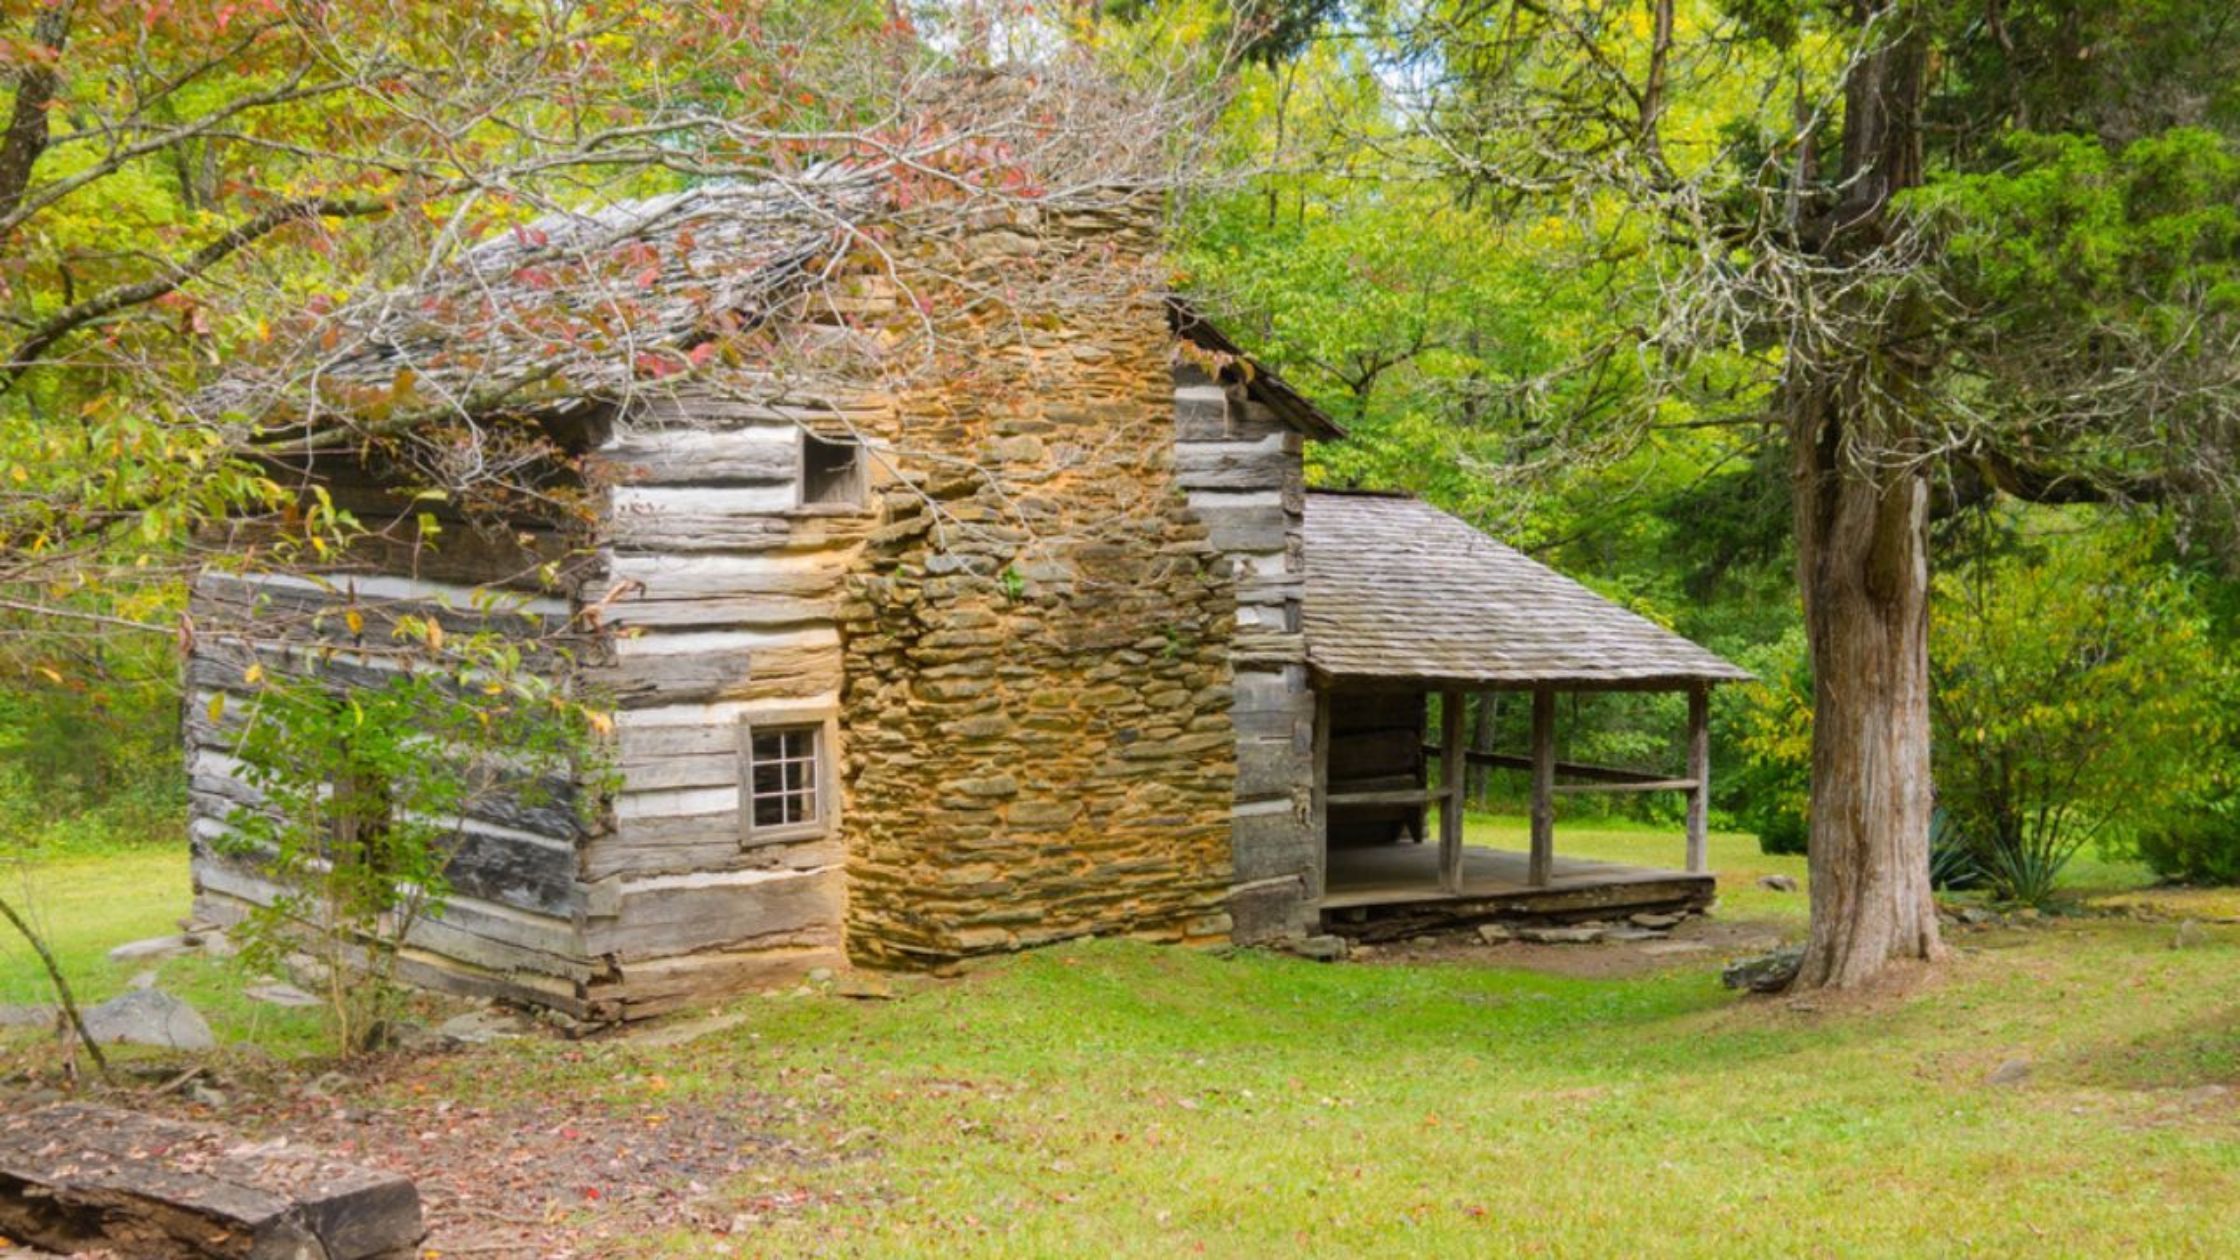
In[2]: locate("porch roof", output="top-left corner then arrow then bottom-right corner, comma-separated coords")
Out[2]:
1301,490 -> 1751,690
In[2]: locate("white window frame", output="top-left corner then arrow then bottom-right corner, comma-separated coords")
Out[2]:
739,707 -> 839,847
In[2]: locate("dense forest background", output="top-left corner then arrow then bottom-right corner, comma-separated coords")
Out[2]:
5,0 -> 2240,912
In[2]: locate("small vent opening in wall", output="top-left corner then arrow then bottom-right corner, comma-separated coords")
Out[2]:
802,433 -> 864,506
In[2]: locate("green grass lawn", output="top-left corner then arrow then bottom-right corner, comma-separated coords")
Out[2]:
0,844 -> 327,1058
0,846 -> 188,1010
6,819 -> 2235,1256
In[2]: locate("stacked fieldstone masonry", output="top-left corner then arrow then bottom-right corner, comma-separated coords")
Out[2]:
838,206 -> 1241,963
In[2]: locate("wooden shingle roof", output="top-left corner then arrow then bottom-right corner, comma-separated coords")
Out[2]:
1302,490 -> 1751,689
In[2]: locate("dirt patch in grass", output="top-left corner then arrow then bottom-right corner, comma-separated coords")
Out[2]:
107,1054 -> 849,1259
1349,914 -> 1796,979
1766,954 -> 1951,1017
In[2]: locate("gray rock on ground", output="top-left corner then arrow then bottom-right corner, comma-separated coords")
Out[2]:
1987,1058 -> 2032,1086
1756,874 -> 1800,893
1518,925 -> 1606,945
1475,922 -> 1516,944
244,982 -> 322,1008
0,1004 -> 57,1029
435,1008 -> 534,1045
82,988 -> 215,1051
283,952 -> 332,988
1630,912 -> 1688,930
106,935 -> 192,964
834,972 -> 894,1000
367,1019 -> 438,1053
635,1010 -> 753,1049
1721,945 -> 1804,993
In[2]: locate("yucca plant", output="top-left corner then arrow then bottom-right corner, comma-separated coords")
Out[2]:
1927,808 -> 1983,892
1978,833 -> 2087,909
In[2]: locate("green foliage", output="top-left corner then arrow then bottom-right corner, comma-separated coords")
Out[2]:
1927,808 -> 1984,892
0,610 -> 184,859
2135,799 -> 2240,886
1931,511 -> 2229,906
1729,628 -> 1813,854
1731,509 -> 2230,891
1920,129 -> 2240,302
218,617 -> 596,1052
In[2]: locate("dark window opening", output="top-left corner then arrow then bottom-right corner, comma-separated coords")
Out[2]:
745,724 -> 822,836
330,763 -> 395,866
802,433 -> 863,507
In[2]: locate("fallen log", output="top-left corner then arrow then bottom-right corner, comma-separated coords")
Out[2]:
0,1103 -> 423,1259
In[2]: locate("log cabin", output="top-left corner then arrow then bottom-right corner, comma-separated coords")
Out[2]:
184,174 -> 1747,1020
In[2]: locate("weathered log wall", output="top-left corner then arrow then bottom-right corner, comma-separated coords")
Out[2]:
568,390 -> 877,1017
1327,690 -> 1430,848
1173,363 -> 1318,943
183,565 -> 608,1015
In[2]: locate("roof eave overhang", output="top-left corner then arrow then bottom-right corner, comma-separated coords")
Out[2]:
1165,296 -> 1347,442
1308,664 -> 1755,693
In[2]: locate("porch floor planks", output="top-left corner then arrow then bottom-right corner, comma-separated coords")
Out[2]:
1318,842 -> 1711,912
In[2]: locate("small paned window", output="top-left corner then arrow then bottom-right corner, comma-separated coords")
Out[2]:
742,723 -> 825,842
801,433 -> 864,507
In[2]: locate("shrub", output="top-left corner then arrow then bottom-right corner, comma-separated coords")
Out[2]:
2136,795 -> 2240,885
1931,511 -> 2228,907
1730,628 -> 1812,855
218,615 -> 597,1052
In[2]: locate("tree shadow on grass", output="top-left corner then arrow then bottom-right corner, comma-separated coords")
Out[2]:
903,939 -> 1939,1085
2063,1003 -> 2240,1092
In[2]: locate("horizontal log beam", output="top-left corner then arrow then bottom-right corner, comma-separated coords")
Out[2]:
1424,746 -> 1681,787
1550,778 -> 1700,795
1326,787 -> 1456,808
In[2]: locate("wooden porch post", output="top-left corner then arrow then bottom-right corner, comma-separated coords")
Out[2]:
1438,688 -> 1466,894
1685,683 -> 1710,875
1310,686 -> 1331,901
1528,687 -> 1555,887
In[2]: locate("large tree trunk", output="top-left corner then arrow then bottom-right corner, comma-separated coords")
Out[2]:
1791,397 -> 1945,987
1786,0 -> 1946,987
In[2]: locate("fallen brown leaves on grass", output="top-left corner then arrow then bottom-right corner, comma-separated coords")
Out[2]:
133,1056 -> 853,1259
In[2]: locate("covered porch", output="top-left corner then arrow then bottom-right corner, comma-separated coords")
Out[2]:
1321,844 -> 1709,911
1300,490 -> 1751,927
